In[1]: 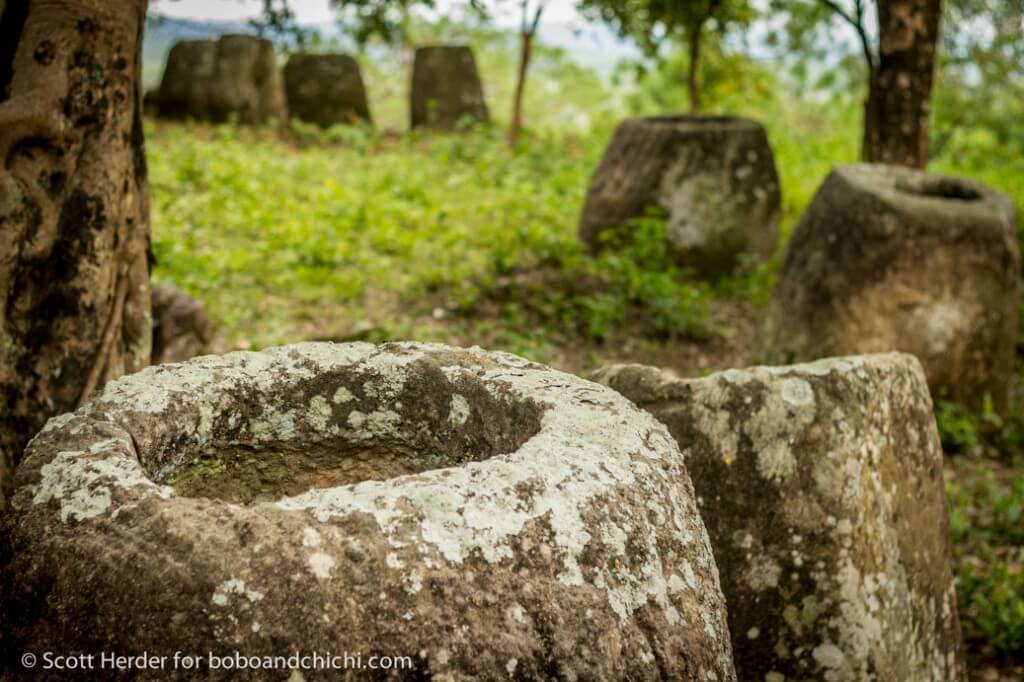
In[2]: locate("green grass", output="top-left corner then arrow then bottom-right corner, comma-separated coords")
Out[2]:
148,120 -> 722,357
149,122 -> 595,349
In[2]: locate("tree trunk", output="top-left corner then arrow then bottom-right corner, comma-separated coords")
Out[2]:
0,0 -> 152,506
507,29 -> 534,149
863,0 -> 941,167
687,22 -> 703,115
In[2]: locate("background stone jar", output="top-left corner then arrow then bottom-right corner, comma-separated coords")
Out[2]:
410,46 -> 489,131
762,164 -> 1019,412
283,53 -> 372,128
157,34 -> 287,125
1,343 -> 735,681
578,115 -> 781,278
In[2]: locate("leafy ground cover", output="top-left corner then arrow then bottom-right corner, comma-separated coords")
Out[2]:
146,34 -> 1024,677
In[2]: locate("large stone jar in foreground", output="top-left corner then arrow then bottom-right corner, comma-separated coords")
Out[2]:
763,164 -> 1019,412
410,46 -> 489,131
1,343 -> 734,681
578,116 -> 781,277
593,354 -> 965,682
157,35 -> 287,124
284,53 -> 372,128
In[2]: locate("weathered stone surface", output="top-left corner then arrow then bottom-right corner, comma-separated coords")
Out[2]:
155,39 -> 218,119
579,116 -> 781,277
157,35 -> 287,124
1,343 -> 734,681
763,164 -> 1019,412
591,353 -> 966,682
410,46 -> 489,131
151,286 -> 210,365
284,53 -> 372,128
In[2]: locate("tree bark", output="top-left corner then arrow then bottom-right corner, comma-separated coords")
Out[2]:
0,0 -> 152,506
508,2 -> 544,150
507,29 -> 534,149
687,21 -> 703,115
863,0 -> 941,167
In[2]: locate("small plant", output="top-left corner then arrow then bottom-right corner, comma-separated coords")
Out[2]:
960,563 -> 1024,654
947,466 -> 1024,656
935,397 -> 1024,461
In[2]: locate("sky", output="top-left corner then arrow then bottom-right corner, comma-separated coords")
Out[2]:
156,0 -> 587,26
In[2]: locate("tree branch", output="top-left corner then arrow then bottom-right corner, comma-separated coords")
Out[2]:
818,0 -> 875,71
529,0 -> 546,35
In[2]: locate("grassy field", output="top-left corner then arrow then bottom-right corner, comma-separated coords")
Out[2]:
146,38 -> 1024,676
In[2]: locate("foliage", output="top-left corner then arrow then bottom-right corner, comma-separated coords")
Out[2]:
579,0 -> 756,57
579,0 -> 757,110
936,399 -> 1024,461
766,0 -> 875,66
326,0 -> 485,46
931,0 -> 1024,161
947,462 -> 1024,654
616,41 -> 777,114
251,0 -> 312,47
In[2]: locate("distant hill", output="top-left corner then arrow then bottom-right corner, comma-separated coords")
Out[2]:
143,13 -> 634,88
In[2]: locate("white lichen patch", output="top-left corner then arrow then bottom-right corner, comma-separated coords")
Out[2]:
756,442 -> 797,483
506,603 -> 526,623
250,408 -> 299,443
32,444 -> 171,523
812,642 -> 846,670
448,394 -> 471,426
359,349 -> 425,399
307,396 -> 333,432
346,409 -> 403,439
744,555 -> 782,592
780,378 -> 814,407
308,552 -> 336,579
302,527 -> 321,548
213,578 -> 264,606
918,297 -> 973,356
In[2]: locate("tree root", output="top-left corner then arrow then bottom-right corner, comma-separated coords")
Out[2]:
77,269 -> 129,408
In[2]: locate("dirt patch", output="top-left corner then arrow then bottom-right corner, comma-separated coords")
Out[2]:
546,297 -> 762,376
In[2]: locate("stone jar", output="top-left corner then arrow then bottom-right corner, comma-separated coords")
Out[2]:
284,53 -> 372,128
592,354 -> 965,682
578,115 -> 781,278
2,343 -> 735,681
762,164 -> 1019,412
150,285 -> 210,365
156,39 -> 218,120
157,35 -> 287,125
410,46 -> 489,131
